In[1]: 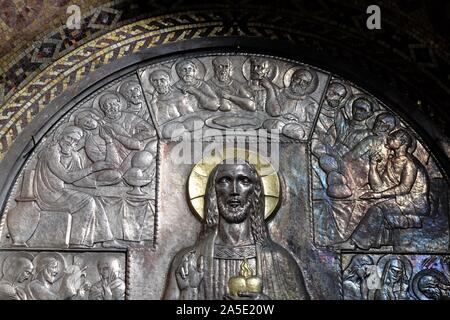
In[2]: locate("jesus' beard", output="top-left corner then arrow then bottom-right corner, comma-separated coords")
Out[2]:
217,199 -> 252,224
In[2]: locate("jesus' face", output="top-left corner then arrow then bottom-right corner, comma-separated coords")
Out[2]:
215,164 -> 256,224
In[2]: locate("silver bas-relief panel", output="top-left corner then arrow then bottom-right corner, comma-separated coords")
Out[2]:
0,74 -> 158,249
0,250 -> 126,300
341,253 -> 450,300
0,53 -> 448,300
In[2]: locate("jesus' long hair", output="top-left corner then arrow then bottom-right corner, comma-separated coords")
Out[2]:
202,160 -> 270,246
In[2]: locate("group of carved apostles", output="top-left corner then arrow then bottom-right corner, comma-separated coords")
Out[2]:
27,79 -> 157,248
146,57 -> 320,140
311,81 -> 431,251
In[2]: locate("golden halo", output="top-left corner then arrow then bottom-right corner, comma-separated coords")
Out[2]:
188,148 -> 280,220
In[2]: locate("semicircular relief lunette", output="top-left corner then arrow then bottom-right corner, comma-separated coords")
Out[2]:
0,52 -> 448,301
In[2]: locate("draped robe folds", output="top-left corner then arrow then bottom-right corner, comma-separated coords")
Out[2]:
330,112 -> 372,155
167,231 -> 309,300
34,145 -> 113,246
351,155 -> 430,249
320,135 -> 389,242
207,78 -> 242,99
98,195 -> 154,242
315,102 -> 339,138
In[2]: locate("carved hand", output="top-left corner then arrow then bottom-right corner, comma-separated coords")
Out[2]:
102,125 -> 117,139
176,251 -> 204,291
369,153 -> 383,165
59,266 -> 88,299
77,281 -> 91,299
360,191 -> 382,200
99,126 -> 113,143
102,280 -> 113,300
219,99 -> 232,111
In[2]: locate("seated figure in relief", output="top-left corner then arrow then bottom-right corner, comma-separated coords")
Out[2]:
164,161 -> 310,300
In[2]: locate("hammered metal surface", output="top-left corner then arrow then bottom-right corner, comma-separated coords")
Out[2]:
0,53 -> 448,300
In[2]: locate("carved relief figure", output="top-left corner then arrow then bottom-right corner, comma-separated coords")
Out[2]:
89,257 -> 125,300
34,126 -> 115,247
118,80 -> 149,120
164,161 -> 310,300
98,92 -> 155,170
342,254 -> 374,300
313,113 -> 400,244
418,275 -> 450,300
0,253 -> 34,300
25,88 -> 157,248
346,112 -> 398,164
314,82 -> 348,141
278,68 -> 319,124
207,57 -> 255,112
343,112 -> 399,189
74,110 -> 122,185
327,97 -> 374,155
374,256 -> 411,300
352,129 -> 430,249
270,68 -> 320,140
148,69 -> 185,124
173,59 -> 220,112
244,57 -> 281,116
